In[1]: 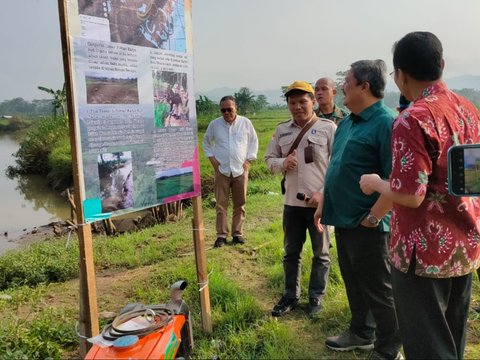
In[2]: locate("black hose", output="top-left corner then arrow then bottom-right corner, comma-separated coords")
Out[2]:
101,306 -> 174,341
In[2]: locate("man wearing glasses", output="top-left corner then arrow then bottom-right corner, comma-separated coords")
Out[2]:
203,96 -> 258,248
360,32 -> 480,360
314,60 -> 402,360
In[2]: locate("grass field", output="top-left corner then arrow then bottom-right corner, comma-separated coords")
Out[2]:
0,109 -> 479,359
156,172 -> 195,200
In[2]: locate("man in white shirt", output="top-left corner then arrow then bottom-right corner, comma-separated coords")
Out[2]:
203,96 -> 259,247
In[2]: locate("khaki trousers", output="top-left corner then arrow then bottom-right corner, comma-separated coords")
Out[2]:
214,170 -> 248,238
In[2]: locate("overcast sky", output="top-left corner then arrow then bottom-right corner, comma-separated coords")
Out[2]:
1,0 -> 480,100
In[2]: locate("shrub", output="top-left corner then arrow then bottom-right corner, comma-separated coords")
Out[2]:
0,115 -> 30,132
0,309 -> 77,359
0,241 -> 78,290
7,115 -> 68,176
47,135 -> 72,190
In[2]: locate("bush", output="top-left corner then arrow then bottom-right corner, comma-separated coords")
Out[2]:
0,309 -> 77,359
0,115 -> 30,132
7,116 -> 68,176
0,241 -> 78,290
6,115 -> 72,189
47,135 -> 72,190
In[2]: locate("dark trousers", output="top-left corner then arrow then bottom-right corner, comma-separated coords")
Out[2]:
283,205 -> 330,300
335,226 -> 401,358
392,265 -> 472,359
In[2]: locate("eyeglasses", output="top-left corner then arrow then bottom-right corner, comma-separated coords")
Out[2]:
221,108 -> 234,113
389,70 -> 397,78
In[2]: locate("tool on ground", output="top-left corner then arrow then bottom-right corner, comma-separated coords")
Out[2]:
85,280 -> 193,359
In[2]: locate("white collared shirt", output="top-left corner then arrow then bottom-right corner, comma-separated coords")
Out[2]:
203,115 -> 258,177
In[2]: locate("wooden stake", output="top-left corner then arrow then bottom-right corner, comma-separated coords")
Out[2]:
57,1 -> 99,356
191,195 -> 212,333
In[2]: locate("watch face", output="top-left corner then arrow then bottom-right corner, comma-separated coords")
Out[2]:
368,215 -> 379,225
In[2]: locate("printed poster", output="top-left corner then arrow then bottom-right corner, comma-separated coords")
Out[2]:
64,0 -> 200,220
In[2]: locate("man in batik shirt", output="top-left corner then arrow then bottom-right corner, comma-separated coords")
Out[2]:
360,31 -> 480,359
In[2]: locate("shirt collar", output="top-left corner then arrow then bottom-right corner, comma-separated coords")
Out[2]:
415,81 -> 448,102
288,113 -> 316,128
358,99 -> 385,122
317,104 -> 336,116
349,100 -> 384,123
222,115 -> 237,125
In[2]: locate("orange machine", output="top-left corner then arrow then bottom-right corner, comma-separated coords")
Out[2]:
86,281 -> 193,359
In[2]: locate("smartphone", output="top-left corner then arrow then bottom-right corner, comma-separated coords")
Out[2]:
296,192 -> 310,201
304,146 -> 314,164
448,144 -> 480,196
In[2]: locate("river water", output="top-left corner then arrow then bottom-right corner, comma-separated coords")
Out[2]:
0,132 -> 70,249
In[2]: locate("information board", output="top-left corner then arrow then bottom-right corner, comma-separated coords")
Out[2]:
65,0 -> 200,220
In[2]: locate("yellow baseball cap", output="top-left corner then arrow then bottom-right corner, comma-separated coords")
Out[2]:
285,80 -> 314,96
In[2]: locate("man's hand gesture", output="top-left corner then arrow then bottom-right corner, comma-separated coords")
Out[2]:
283,149 -> 298,171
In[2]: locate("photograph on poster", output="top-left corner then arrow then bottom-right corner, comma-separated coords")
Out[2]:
78,0 -> 186,52
98,151 -> 134,212
152,70 -> 189,127
85,72 -> 139,104
155,166 -> 194,201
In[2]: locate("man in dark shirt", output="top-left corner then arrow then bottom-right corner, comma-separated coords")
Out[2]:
315,60 -> 402,360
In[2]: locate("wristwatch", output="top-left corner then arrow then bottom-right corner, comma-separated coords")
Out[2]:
366,213 -> 381,226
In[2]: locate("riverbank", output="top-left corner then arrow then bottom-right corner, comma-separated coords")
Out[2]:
0,208 -> 165,256
0,223 -> 61,255
0,130 -> 72,247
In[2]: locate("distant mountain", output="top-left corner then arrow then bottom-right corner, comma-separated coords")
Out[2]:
386,74 -> 480,92
444,75 -> 480,90
197,75 -> 480,106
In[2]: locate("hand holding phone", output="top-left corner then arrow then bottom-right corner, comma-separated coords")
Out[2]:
296,192 -> 310,201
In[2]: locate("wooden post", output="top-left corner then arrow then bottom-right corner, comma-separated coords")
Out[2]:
191,195 -> 212,333
57,1 -> 99,356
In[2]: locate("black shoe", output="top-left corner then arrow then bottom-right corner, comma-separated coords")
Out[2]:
232,235 -> 245,244
271,296 -> 298,317
325,329 -> 374,351
214,237 -> 227,248
308,298 -> 322,319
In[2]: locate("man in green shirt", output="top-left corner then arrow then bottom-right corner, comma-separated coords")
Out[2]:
314,60 -> 402,360
314,77 -> 348,125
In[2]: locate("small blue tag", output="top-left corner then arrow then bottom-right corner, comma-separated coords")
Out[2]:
83,198 -> 111,223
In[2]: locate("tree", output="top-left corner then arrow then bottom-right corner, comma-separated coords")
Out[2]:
234,87 -> 256,115
280,85 -> 288,101
253,94 -> 269,112
195,95 -> 217,115
0,97 -> 34,115
334,70 -> 348,105
38,83 -> 67,119
334,70 -> 348,89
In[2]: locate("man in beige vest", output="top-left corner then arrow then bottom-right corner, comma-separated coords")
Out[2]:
265,81 -> 336,318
